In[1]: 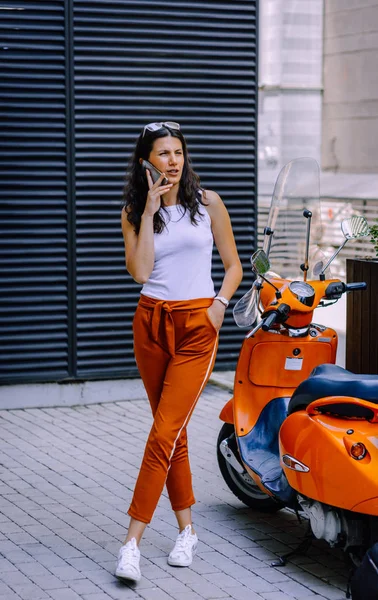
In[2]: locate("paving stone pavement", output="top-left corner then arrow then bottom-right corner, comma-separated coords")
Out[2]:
0,384 -> 349,600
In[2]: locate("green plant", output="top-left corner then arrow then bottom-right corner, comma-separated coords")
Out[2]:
370,221 -> 378,257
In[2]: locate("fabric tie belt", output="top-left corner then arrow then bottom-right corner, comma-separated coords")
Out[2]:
139,294 -> 214,358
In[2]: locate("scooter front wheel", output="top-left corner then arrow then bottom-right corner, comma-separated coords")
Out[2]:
217,423 -> 283,512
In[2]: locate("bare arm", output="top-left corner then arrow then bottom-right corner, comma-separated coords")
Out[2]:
121,210 -> 154,284
205,189 -> 243,329
121,172 -> 172,284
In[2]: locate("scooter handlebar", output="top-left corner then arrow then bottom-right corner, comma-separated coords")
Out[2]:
325,281 -> 367,300
262,311 -> 278,331
344,282 -> 367,292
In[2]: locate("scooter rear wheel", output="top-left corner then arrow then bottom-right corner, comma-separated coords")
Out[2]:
217,423 -> 282,512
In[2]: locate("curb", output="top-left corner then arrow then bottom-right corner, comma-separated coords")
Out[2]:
208,377 -> 234,394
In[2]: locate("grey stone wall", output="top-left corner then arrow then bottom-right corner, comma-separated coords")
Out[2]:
322,1 -> 378,173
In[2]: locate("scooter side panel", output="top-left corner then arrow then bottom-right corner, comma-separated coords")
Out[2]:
234,328 -> 337,437
249,341 -> 333,388
280,411 -> 378,514
352,497 -> 378,514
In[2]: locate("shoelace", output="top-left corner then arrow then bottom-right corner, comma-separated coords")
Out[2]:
121,541 -> 139,564
174,528 -> 193,551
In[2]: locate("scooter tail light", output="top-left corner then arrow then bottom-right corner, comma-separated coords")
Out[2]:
350,443 -> 367,460
282,454 -> 310,472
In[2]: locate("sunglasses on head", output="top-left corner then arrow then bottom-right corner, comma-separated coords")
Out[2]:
142,121 -> 181,137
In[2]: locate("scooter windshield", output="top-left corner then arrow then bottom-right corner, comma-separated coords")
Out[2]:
264,157 -> 325,280
233,158 -> 328,328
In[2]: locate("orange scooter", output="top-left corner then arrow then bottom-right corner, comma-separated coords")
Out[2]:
217,158 -> 378,565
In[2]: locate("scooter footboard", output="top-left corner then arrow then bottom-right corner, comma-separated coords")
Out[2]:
279,409 -> 378,514
237,397 -> 294,503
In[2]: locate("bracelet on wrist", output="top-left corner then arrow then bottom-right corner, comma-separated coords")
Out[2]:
214,295 -> 229,308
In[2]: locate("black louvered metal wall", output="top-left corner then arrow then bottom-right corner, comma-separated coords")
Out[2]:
1,1 -> 71,383
1,0 -> 258,384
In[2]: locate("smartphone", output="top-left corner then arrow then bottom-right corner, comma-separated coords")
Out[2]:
140,159 -> 169,185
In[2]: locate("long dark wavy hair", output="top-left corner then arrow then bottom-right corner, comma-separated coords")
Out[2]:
122,125 -> 206,234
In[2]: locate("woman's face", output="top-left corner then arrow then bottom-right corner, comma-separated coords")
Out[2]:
148,136 -> 185,185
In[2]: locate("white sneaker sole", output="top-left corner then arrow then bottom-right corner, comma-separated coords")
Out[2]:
167,544 -> 197,567
115,567 -> 141,583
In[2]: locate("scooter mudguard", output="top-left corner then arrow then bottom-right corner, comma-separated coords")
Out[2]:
219,399 -> 233,424
279,405 -> 378,515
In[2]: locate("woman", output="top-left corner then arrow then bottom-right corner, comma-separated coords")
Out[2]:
116,121 -> 243,582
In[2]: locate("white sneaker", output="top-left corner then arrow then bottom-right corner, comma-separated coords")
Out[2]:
168,524 -> 198,567
115,538 -> 141,582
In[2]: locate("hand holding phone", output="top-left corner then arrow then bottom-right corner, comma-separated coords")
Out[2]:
140,159 -> 169,185
140,159 -> 173,217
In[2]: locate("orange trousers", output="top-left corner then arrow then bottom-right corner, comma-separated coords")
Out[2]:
128,294 -> 219,524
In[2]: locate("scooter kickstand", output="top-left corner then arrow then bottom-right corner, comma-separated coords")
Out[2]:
271,526 -> 313,568
345,568 -> 354,599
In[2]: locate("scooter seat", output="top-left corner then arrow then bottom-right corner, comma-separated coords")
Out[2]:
288,364 -> 378,415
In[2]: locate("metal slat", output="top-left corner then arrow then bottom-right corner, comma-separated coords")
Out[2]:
0,0 -> 69,384
73,0 -> 257,376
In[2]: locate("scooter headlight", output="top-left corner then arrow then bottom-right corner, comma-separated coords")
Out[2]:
289,281 -> 315,307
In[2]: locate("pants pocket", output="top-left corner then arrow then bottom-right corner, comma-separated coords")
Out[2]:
133,305 -> 152,331
204,308 -> 219,334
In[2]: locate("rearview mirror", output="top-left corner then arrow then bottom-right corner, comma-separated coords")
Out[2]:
319,215 -> 370,278
250,249 -> 271,275
341,216 -> 369,240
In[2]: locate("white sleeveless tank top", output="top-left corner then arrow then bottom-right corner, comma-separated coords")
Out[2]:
141,203 -> 215,301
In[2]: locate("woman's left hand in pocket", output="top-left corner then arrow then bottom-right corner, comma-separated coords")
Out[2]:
207,301 -> 226,332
